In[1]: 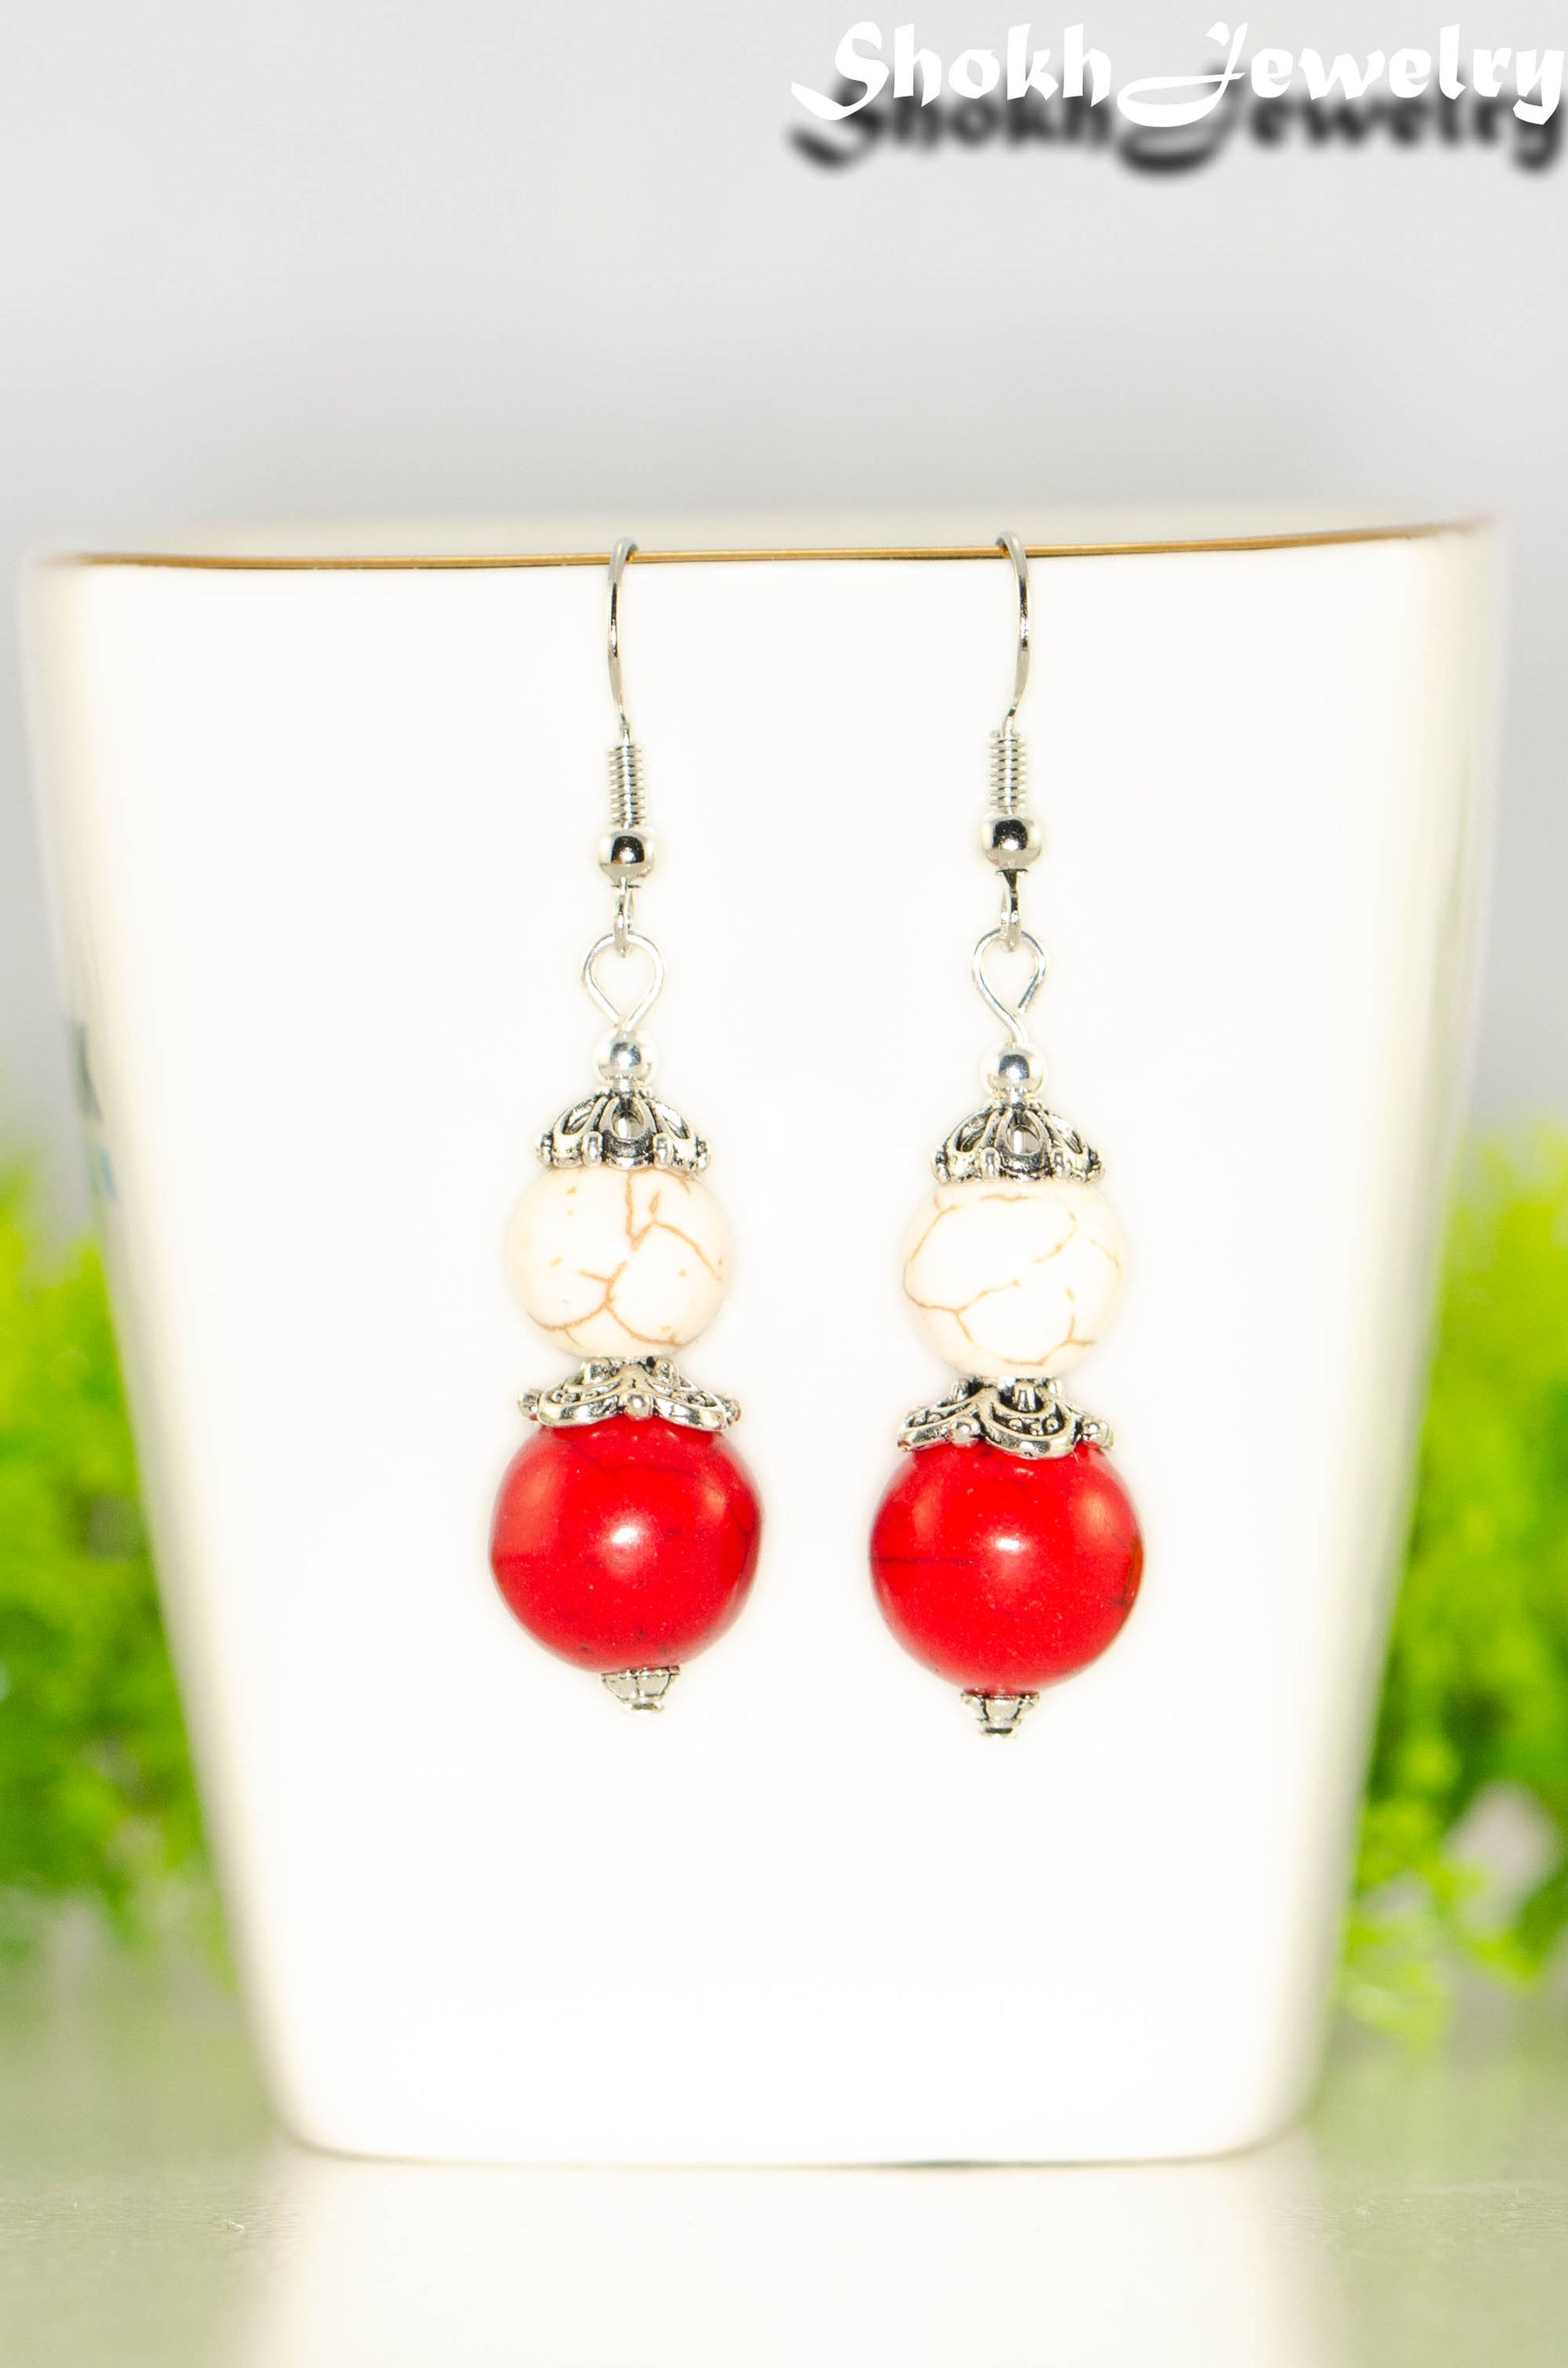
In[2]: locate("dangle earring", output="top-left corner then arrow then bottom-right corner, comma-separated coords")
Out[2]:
489,542 -> 761,1710
869,534 -> 1143,1736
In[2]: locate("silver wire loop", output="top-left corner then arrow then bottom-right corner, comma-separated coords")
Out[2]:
998,530 -> 1031,724
583,929 -> 664,1032
607,537 -> 637,743
973,926 -> 1047,1048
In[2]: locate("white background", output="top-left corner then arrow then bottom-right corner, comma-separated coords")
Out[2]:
2,1 -> 1565,1203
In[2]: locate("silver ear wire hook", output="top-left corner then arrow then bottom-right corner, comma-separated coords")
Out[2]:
538,534 -> 706,1186
982,533 -> 1039,951
599,539 -> 653,957
974,530 -> 1047,1066
998,529 -> 1031,726
607,536 -> 637,746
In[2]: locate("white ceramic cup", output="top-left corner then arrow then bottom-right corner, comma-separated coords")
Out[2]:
24,512 -> 1498,2163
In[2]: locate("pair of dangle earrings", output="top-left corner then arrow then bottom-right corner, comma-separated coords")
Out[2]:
489,536 -> 1143,1735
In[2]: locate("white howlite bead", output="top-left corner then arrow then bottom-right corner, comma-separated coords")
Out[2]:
902,1174 -> 1125,1381
507,1165 -> 731,1357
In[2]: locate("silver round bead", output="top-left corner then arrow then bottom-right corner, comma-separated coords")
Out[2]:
595,1030 -> 656,1086
980,813 -> 1043,869
598,829 -> 656,883
985,1041 -> 1047,1099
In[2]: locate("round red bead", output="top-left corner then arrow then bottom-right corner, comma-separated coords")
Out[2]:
869,1440 -> 1142,1694
491,1416 -> 761,1672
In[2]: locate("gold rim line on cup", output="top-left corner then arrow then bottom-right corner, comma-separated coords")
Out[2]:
55,518 -> 1490,573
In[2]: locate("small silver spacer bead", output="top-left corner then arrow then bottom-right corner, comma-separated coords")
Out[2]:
980,811 -> 1043,869
598,827 -> 656,883
594,1029 -> 656,1087
985,1041 -> 1047,1099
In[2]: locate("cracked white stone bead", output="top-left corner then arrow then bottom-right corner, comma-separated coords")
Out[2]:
507,1165 -> 731,1358
902,1174 -> 1124,1382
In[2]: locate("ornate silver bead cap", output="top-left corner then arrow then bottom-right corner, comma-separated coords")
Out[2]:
603,1667 -> 678,1712
539,1086 -> 708,1174
898,1375 -> 1112,1460
521,1356 -> 740,1433
963,1690 -> 1039,1736
933,1092 -> 1101,1186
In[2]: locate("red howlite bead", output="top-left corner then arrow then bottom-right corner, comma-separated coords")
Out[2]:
869,1440 -> 1142,1695
491,1416 -> 761,1672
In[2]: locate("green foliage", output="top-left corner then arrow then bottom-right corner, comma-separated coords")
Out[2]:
0,1166 -> 203,1951
1345,1129 -> 1568,2040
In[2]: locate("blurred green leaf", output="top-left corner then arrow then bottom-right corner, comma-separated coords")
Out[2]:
1346,1128 -> 1568,2035
0,1165 -> 204,1951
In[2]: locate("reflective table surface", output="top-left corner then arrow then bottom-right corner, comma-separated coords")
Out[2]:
1,1942 -> 1564,2366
